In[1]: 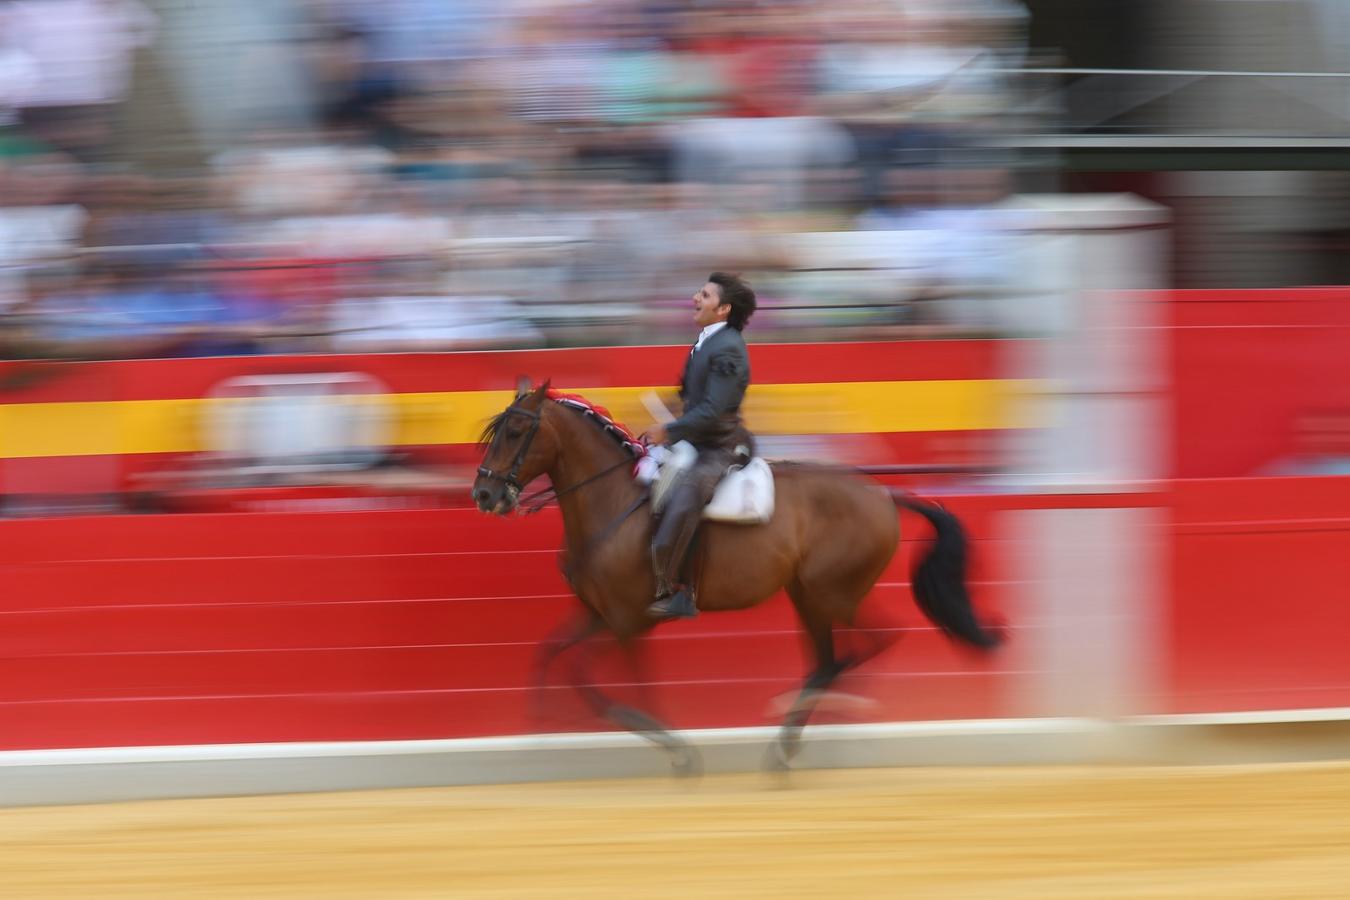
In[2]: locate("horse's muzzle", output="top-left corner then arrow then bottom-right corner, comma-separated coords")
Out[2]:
472,478 -> 517,516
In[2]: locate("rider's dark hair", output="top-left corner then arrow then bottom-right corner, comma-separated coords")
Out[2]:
708,272 -> 756,331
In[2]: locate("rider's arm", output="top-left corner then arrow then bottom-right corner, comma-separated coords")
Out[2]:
665,351 -> 745,445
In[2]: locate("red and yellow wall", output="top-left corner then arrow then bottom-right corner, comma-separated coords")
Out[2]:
0,340 -> 1033,495
5,305 -> 1350,754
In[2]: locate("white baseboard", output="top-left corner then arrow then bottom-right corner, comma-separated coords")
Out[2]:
4,710 -> 1349,808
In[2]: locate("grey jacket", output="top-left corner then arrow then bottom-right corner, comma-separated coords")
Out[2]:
666,325 -> 751,450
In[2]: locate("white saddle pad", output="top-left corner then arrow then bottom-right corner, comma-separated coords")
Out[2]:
705,457 -> 775,523
639,441 -> 774,524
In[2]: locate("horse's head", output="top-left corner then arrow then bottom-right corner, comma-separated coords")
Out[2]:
473,378 -> 556,515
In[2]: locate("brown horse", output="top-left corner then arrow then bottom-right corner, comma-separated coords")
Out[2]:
473,381 -> 1002,774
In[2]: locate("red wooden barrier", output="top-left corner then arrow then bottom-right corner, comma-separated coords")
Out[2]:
1167,476 -> 1350,713
1168,288 -> 1350,478
0,499 -> 1014,751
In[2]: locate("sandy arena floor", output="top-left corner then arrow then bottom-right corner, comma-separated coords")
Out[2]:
1,763 -> 1347,899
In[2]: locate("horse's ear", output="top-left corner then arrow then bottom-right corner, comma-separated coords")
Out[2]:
515,375 -> 532,398
534,378 -> 551,397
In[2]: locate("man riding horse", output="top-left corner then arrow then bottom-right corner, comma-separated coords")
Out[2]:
472,277 -> 1001,773
641,272 -> 757,621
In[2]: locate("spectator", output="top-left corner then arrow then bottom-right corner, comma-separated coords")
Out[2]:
854,166 -> 1015,330
0,152 -> 87,308
0,0 -> 158,162
327,257 -> 542,352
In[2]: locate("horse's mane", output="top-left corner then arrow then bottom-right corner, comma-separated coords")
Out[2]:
548,389 -> 647,458
479,388 -> 647,459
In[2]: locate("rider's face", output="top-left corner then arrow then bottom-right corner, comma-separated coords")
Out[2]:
692,282 -> 730,329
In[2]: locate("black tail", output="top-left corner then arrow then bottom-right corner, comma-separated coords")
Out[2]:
891,490 -> 1003,650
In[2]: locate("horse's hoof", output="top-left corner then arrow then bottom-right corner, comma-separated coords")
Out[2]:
763,744 -> 796,789
763,740 -> 792,774
670,746 -> 703,780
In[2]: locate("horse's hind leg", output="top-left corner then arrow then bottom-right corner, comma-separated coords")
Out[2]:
566,638 -> 703,778
765,593 -> 844,773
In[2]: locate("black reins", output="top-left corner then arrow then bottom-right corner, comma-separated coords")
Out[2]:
479,399 -> 652,581
477,401 -> 639,514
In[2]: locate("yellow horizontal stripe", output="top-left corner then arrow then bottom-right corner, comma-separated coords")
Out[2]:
0,380 -> 1040,459
0,399 -> 203,458
396,380 -> 1040,445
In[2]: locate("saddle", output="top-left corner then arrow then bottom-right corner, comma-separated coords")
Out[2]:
637,440 -> 775,524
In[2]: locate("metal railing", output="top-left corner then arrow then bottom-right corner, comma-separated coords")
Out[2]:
996,66 -> 1350,143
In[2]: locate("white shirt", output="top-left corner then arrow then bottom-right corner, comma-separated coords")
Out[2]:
2,0 -> 157,108
692,321 -> 728,353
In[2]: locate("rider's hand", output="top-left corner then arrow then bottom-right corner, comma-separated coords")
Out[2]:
643,423 -> 668,445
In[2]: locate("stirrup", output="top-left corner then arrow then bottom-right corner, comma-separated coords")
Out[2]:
647,588 -> 698,620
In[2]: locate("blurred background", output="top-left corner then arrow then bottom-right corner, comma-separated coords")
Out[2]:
7,0 -> 1350,358
0,0 -> 1040,354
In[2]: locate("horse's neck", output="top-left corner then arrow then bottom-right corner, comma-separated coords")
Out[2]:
546,406 -> 643,551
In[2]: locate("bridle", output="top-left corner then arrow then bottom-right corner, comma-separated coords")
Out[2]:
478,398 -> 651,579
477,400 -> 636,513
476,402 -> 543,508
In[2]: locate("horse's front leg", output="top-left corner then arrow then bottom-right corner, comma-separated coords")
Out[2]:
527,607 -> 605,726
564,612 -> 703,779
568,655 -> 703,779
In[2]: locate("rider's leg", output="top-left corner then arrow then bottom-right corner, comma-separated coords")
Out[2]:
649,452 -> 727,619
649,475 -> 703,619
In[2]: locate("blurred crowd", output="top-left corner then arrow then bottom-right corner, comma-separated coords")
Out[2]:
0,0 -> 1030,359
